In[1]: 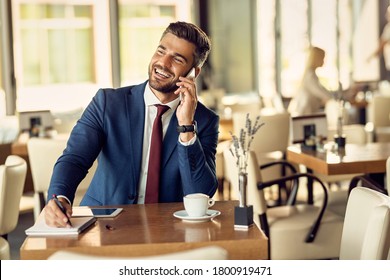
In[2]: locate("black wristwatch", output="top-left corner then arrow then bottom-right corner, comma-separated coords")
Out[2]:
177,121 -> 197,134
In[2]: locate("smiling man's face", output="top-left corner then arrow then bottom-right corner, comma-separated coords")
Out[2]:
148,33 -> 195,99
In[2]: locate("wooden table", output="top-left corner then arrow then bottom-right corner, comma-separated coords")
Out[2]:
287,142 -> 390,175
287,142 -> 390,203
20,200 -> 268,260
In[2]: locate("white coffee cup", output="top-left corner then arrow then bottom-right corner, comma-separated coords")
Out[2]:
183,193 -> 215,217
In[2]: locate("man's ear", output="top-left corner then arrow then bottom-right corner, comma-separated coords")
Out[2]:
195,67 -> 201,78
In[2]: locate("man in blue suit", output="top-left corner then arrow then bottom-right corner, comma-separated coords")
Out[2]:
44,22 -> 219,227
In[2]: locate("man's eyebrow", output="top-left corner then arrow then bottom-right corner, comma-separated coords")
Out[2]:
157,45 -> 188,63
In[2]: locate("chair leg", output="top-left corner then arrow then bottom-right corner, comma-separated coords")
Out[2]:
38,192 -> 46,212
217,178 -> 224,200
258,213 -> 271,260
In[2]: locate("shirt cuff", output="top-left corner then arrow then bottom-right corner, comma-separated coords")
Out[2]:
56,195 -> 72,206
178,134 -> 197,146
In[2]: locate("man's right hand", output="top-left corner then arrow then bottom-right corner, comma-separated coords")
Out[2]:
44,198 -> 72,228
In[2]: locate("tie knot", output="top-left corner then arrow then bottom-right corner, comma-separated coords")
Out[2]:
155,104 -> 170,118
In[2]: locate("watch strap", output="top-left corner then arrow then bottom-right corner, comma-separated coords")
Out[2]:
177,121 -> 197,133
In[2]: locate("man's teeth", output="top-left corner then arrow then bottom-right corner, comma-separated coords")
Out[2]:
155,69 -> 169,78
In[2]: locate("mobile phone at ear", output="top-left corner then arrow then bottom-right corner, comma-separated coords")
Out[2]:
180,68 -> 195,101
186,68 -> 195,79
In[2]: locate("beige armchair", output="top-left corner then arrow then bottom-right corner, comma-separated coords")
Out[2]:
27,136 -> 97,220
314,124 -> 368,216
223,150 -> 344,259
369,94 -> 390,142
387,156 -> 390,194
0,155 -> 27,260
339,187 -> 390,260
232,112 -> 295,205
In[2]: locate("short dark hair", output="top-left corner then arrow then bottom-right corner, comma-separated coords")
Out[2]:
161,21 -> 211,67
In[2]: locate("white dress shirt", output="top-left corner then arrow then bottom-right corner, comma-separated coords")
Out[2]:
137,83 -> 196,203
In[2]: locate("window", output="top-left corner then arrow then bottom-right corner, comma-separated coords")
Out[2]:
12,0 -> 111,112
18,4 -> 94,85
279,0 -> 309,97
118,0 -> 192,86
255,0 -> 376,103
11,0 -> 192,112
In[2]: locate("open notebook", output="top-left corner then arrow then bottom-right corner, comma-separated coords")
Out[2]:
25,210 -> 96,236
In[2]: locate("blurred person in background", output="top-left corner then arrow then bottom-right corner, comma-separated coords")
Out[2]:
289,46 -> 359,116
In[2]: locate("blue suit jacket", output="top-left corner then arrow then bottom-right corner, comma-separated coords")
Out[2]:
47,82 -> 219,206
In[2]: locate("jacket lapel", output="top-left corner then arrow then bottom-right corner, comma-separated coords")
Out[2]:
126,83 -> 146,186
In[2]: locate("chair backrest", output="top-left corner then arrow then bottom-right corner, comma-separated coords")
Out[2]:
327,124 -> 367,145
290,113 -> 328,144
48,245 -> 229,260
370,95 -> 390,127
339,187 -> 390,260
224,102 -> 262,117
51,107 -> 84,134
27,137 -> 68,193
232,112 -> 291,154
231,112 -> 292,199
0,155 -> 27,235
27,137 -> 97,218
387,157 -> 390,195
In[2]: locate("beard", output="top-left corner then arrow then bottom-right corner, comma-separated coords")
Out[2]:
148,65 -> 180,94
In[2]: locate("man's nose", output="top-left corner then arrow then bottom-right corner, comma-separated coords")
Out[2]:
159,55 -> 173,68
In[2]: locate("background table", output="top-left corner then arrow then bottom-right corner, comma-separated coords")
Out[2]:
287,143 -> 390,203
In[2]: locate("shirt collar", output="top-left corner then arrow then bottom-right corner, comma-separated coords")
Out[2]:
144,82 -> 180,110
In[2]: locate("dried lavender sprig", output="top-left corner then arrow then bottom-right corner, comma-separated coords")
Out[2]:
229,114 -> 264,175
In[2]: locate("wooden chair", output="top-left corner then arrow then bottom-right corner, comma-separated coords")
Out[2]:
0,155 -> 27,260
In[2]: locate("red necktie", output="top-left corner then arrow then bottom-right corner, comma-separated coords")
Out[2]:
145,104 -> 169,203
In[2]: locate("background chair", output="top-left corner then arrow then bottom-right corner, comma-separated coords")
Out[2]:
339,187 -> 390,260
368,94 -> 390,142
232,111 -> 295,205
27,136 -> 97,220
215,140 -> 232,200
223,149 -> 344,260
314,123 -> 369,216
0,155 -> 27,260
291,113 -> 369,216
387,156 -> 390,194
51,107 -> 83,134
47,245 -> 228,260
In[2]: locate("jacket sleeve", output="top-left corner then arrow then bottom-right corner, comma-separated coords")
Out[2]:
47,89 -> 107,204
177,108 -> 219,198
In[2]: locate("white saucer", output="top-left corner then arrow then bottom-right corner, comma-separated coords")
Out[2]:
173,209 -> 221,222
